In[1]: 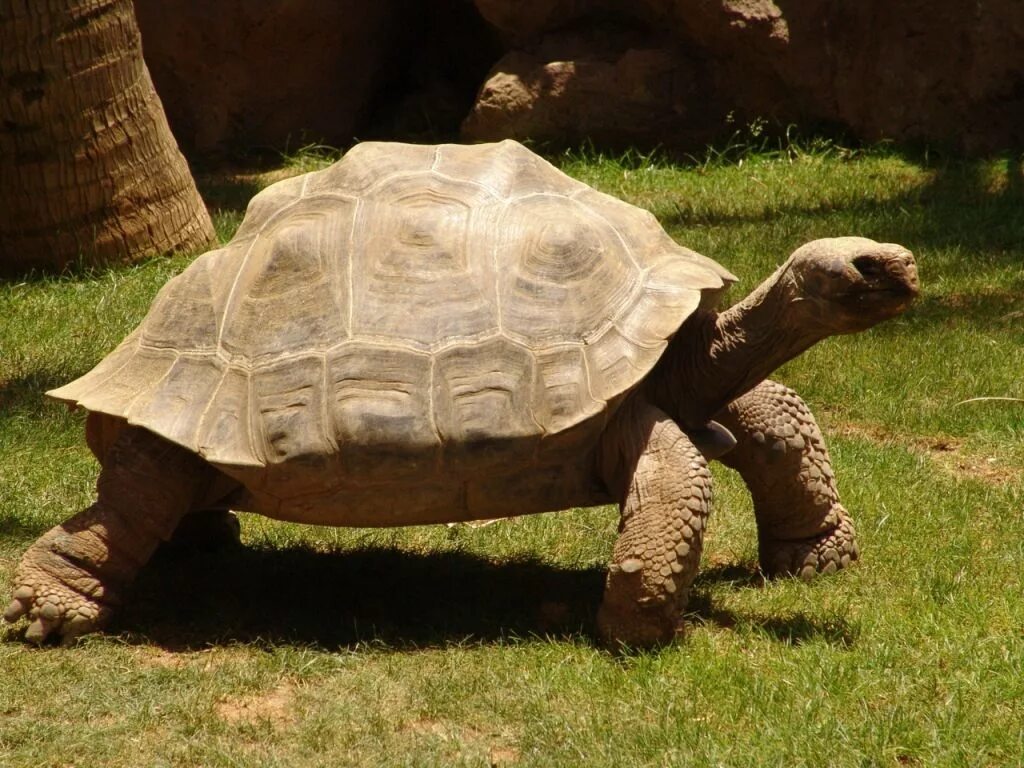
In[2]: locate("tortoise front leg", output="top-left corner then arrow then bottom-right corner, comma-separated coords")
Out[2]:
4,426 -> 219,643
597,399 -> 712,648
714,379 -> 858,578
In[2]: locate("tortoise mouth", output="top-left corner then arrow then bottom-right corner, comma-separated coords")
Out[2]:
853,284 -> 919,301
846,282 -> 917,302
836,283 -> 919,322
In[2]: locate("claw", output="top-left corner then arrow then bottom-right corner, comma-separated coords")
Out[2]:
25,615 -> 59,644
5,516 -> 131,643
60,614 -> 95,645
12,585 -> 34,600
4,599 -> 28,623
4,587 -> 33,622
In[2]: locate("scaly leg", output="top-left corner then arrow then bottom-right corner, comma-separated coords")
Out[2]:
597,399 -> 712,648
714,379 -> 858,578
5,426 -> 218,643
85,412 -> 240,552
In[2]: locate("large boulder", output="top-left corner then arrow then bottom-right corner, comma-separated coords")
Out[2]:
465,0 -> 1024,152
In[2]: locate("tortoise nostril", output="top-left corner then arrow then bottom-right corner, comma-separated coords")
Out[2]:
852,254 -> 883,279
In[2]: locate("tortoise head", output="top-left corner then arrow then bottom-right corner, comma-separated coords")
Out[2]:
783,237 -> 919,333
659,236 -> 919,431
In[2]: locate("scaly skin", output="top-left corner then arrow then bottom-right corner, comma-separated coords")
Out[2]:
4,426 -> 215,643
714,379 -> 858,578
597,400 -> 712,647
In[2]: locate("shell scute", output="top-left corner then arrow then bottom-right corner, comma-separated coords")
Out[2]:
194,367 -> 255,466
533,345 -> 604,435
232,173 -> 308,241
139,252 -> 221,351
495,194 -> 637,346
328,342 -> 439,482
584,326 -> 667,403
125,355 -> 225,450
350,173 -> 498,347
218,196 -> 354,363
251,356 -> 332,466
432,337 -> 542,470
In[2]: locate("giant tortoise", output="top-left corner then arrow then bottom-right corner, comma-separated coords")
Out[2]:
4,140 -> 919,646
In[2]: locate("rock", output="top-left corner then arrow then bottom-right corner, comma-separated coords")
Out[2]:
467,0 -> 1024,152
133,0 -> 408,155
778,1 -> 1024,151
462,34 -> 709,149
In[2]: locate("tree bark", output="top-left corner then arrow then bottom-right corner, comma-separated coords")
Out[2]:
0,0 -> 215,275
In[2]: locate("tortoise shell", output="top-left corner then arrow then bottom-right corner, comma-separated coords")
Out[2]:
49,140 -> 734,522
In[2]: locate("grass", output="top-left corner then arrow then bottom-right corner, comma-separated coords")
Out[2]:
2,140 -> 1023,766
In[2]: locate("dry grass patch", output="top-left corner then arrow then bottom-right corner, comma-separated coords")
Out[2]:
215,680 -> 296,728
830,420 -> 1021,485
137,648 -> 190,669
400,717 -> 521,766
133,645 -> 254,671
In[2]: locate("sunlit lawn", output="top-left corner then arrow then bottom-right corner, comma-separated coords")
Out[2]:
1,142 -> 1022,766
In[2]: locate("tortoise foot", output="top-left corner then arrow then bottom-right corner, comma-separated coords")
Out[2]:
596,596 -> 684,650
760,509 -> 858,580
596,561 -> 691,650
4,524 -> 122,644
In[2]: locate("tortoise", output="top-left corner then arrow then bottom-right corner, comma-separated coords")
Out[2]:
4,140 -> 919,647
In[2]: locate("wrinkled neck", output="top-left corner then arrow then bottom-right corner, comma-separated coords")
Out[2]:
647,270 -> 821,427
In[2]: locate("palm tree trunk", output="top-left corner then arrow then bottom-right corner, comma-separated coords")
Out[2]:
0,0 -> 215,274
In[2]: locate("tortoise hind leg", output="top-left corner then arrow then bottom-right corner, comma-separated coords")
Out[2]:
714,379 -> 858,578
85,413 -> 242,553
597,399 -> 712,648
4,426 -> 221,644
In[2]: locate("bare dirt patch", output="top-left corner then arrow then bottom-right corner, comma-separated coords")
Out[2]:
402,718 -> 520,765
830,421 -> 1020,485
137,648 -> 189,669
215,681 -> 296,728
490,745 -> 521,766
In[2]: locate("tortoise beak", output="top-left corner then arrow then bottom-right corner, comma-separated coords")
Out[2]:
844,245 -> 919,315
797,241 -> 919,332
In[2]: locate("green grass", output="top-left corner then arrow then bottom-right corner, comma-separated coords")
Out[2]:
2,143 -> 1023,767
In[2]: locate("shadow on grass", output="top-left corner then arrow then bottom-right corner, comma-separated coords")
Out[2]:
907,283 -> 1024,333
34,543 -> 858,653
116,544 -> 604,651
664,153 -> 1024,256
194,170 -> 264,219
741,611 -> 857,647
0,517 -> 47,542
0,371 -> 79,415
688,596 -> 859,648
688,563 -> 859,647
